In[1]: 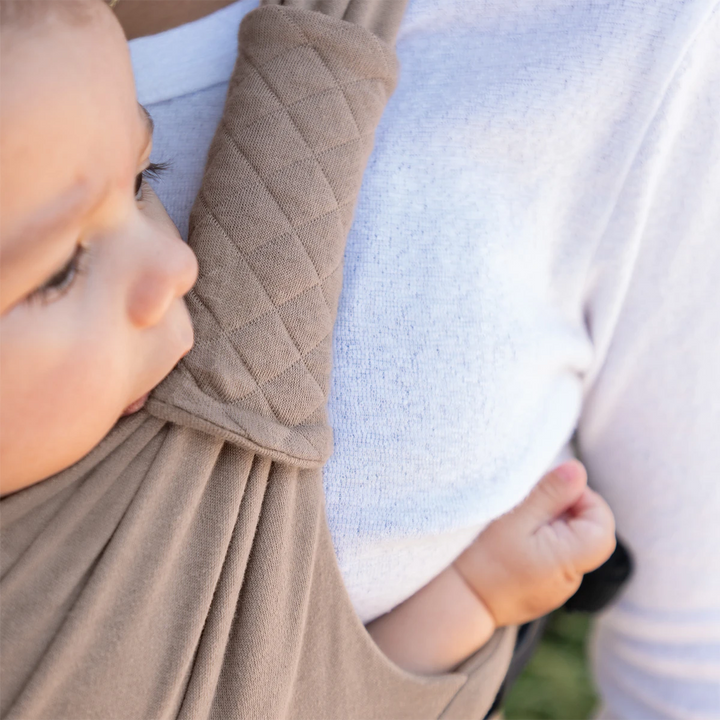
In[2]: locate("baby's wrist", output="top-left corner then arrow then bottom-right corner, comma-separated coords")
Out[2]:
367,564 -> 496,675
450,546 -> 502,628
451,556 -> 501,627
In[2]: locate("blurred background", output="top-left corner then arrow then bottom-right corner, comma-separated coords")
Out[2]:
505,611 -> 598,720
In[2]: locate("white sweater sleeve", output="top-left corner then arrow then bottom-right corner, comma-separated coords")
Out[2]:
576,6 -> 720,719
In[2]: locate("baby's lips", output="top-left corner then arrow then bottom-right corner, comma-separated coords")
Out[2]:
121,392 -> 150,417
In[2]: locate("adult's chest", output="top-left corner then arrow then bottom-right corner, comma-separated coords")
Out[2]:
322,1 -> 636,538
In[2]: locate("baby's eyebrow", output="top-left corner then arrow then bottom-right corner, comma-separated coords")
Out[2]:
0,180 -> 98,309
1,181 -> 95,261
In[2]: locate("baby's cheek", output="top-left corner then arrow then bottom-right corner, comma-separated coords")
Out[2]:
0,308 -> 129,489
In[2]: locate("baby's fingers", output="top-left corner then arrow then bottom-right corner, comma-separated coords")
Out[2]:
521,460 -> 589,529
561,488 -> 616,574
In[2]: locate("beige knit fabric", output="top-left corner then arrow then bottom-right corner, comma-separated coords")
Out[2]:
263,0 -> 408,43
0,6 -> 515,719
148,5 -> 398,466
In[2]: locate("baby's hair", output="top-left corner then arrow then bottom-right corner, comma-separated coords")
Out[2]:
0,0 -> 96,31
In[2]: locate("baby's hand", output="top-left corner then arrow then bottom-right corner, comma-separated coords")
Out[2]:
367,460 -> 615,675
454,460 -> 616,627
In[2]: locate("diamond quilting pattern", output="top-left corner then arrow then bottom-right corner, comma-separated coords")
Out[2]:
151,6 -> 398,465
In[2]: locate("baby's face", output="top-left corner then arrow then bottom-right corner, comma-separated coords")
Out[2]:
0,2 -> 198,494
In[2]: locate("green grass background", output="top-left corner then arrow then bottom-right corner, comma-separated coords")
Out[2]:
504,611 -> 598,720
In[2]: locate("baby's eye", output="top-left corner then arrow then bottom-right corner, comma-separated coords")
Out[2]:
134,171 -> 144,200
28,244 -> 88,305
134,161 -> 170,201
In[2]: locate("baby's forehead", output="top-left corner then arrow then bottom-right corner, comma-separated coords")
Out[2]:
0,0 -> 97,30
0,0 -> 146,305
2,17 -> 136,203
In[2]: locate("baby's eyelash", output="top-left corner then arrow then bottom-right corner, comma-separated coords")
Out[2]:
143,161 -> 170,181
134,161 -> 171,199
27,244 -> 89,305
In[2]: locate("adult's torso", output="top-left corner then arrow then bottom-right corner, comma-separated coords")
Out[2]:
130,0 -> 714,623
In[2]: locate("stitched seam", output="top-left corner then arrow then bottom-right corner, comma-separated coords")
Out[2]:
194,186 -> 344,312
218,123 -> 329,297
236,204 -> 348,274
261,131 -> 373,187
188,283 -> 325,450
186,285 -> 275,419
241,56 -> 370,309
246,67 -> 352,301
218,119 -> 339,316
238,18 -> 388,79
195,195 -> 327,426
191,328 -> 331,390
252,10 -> 392,129
367,26 -> 394,81
206,158 -> 356,264
283,13 -> 364,139
175,363 -> 262,449
180,18 -> 387,435
152,380 -> 323,462
174,362 -> 323,458
191,262 -> 342,352
200,261 -> 341,393
233,182 -> 351,311
204,77 -> 381,171
220,76 -> 385,140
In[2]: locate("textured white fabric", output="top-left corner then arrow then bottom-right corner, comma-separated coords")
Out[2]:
130,1 -> 720,717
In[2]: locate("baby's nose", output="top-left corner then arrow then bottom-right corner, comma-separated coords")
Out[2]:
173,238 -> 199,297
128,235 -> 198,329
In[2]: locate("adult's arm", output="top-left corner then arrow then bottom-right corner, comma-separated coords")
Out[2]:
576,6 -> 720,718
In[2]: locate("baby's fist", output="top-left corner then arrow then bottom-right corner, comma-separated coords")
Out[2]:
454,460 -> 616,627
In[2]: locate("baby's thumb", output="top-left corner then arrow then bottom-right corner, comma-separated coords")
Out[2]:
521,460 -> 588,528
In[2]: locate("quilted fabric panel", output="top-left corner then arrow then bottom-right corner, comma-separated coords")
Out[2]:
150,6 -> 398,466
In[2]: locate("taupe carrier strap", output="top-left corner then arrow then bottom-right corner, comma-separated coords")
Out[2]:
262,0 -> 408,44
149,3 -> 401,466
